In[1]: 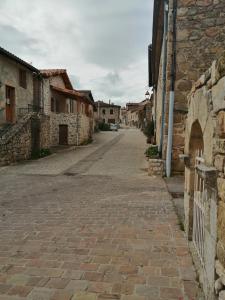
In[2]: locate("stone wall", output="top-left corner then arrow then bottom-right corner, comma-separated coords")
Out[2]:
78,114 -> 93,144
184,52 -> 225,300
50,112 -> 93,146
0,113 -> 50,166
50,113 -> 78,146
154,0 -> 225,173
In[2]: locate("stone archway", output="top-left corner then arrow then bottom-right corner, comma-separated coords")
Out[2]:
185,120 -> 204,239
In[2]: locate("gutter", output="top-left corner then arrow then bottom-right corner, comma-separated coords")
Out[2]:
159,0 -> 169,157
166,0 -> 177,177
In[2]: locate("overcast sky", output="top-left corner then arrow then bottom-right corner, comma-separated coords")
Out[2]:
0,0 -> 153,106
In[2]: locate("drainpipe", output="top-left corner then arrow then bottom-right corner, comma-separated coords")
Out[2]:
159,0 -> 169,157
166,0 -> 177,177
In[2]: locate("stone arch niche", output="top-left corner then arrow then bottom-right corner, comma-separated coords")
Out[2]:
184,120 -> 204,239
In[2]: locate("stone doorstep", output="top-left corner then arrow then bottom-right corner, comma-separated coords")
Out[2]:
148,158 -> 164,177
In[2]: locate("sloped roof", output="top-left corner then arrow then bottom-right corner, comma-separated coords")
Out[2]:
96,101 -> 121,108
40,69 -> 73,90
0,46 -> 39,73
51,85 -> 95,107
78,90 -> 95,103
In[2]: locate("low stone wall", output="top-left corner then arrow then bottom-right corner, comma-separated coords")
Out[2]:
148,158 -> 164,177
0,113 -> 50,166
40,115 -> 50,149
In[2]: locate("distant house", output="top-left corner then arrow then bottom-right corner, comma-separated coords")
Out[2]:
40,69 -> 95,146
95,101 -> 121,125
0,46 -> 42,126
126,99 -> 153,129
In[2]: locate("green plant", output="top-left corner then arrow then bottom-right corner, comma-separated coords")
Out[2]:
98,122 -> 110,131
143,121 -> 154,138
145,145 -> 159,158
31,148 -> 51,159
80,137 -> 93,145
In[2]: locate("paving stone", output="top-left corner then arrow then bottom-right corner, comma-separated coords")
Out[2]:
0,283 -> 11,294
65,280 -> 89,292
72,291 -> 97,300
45,278 -> 70,289
51,289 -> 74,300
7,274 -> 30,286
7,285 -> 32,297
160,287 -> 183,299
27,287 -> 55,300
135,285 -> 159,297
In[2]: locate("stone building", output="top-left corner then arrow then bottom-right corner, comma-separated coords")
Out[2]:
126,99 -> 153,129
0,47 -> 50,166
120,107 -> 128,126
95,100 -> 121,125
41,69 -> 95,146
0,46 -> 42,126
151,0 -> 225,174
183,52 -> 225,300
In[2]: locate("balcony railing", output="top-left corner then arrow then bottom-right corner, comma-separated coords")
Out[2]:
17,104 -> 43,117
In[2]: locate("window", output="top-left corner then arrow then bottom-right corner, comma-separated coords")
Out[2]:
70,100 -> 74,113
108,119 -> 115,124
56,99 -> 60,113
102,109 -> 105,115
51,98 -> 55,112
110,109 -> 113,115
19,69 -> 27,89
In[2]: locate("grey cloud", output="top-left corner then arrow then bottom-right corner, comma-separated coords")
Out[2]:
77,0 -> 152,69
69,75 -> 81,89
94,71 -> 125,98
0,24 -> 45,57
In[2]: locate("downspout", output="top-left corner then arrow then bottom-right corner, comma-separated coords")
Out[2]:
159,0 -> 169,157
166,0 -> 177,177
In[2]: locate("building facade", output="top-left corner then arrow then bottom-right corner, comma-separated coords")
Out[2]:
0,46 -> 42,127
41,69 -> 95,146
151,0 -> 225,174
96,101 -> 121,125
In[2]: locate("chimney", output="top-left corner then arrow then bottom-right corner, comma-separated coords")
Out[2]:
109,99 -> 111,105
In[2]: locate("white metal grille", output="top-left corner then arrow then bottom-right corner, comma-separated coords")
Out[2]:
192,149 -> 206,265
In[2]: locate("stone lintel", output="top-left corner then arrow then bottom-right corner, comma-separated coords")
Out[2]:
179,154 -> 190,167
196,163 -> 217,187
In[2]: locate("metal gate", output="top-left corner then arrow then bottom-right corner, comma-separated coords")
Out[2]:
192,150 -> 206,265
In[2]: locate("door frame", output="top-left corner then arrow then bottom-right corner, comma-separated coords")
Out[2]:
5,85 -> 16,123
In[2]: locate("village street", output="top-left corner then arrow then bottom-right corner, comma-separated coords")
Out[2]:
0,129 -> 199,300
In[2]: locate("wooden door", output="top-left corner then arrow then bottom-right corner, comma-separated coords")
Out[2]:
59,125 -> 68,145
5,86 -> 15,123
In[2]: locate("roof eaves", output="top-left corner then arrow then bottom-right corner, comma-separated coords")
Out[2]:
0,46 -> 39,73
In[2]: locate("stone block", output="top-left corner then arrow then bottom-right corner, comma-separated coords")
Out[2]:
217,111 -> 225,138
148,159 -> 164,177
214,155 -> 225,172
219,290 -> 225,300
218,202 -> 225,243
218,178 -> 225,201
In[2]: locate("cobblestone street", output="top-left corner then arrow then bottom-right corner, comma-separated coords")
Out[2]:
0,129 -> 199,300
